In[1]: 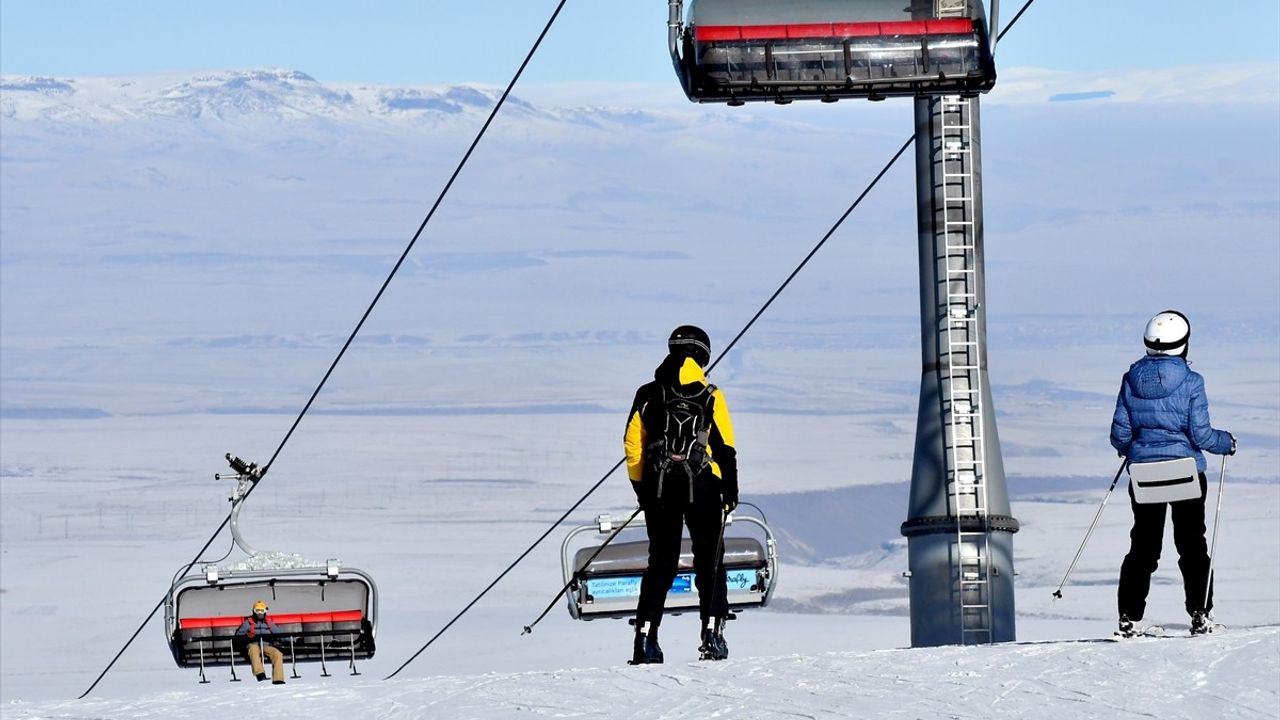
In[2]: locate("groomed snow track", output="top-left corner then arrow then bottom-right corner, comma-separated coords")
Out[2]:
9,625 -> 1277,720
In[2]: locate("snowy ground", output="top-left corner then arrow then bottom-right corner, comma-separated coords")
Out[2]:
1,413 -> 1277,719
8,626 -> 1279,720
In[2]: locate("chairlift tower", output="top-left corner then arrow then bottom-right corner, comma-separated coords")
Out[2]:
669,0 -> 1019,646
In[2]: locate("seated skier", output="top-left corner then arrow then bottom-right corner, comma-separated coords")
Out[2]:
236,600 -> 286,684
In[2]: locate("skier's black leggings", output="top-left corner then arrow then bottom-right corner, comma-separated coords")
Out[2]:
1118,473 -> 1214,620
636,473 -> 728,628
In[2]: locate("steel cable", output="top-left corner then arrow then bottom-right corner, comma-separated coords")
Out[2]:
78,0 -> 569,698
85,0 -> 1040,693
385,0 -> 1040,678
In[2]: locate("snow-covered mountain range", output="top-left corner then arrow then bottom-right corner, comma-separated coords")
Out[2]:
0,68 -> 679,127
6,61 -> 1279,124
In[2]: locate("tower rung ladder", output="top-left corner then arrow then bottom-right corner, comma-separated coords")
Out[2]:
937,92 -> 994,644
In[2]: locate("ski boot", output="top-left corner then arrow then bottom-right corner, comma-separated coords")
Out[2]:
629,622 -> 663,665
698,618 -> 729,661
1116,614 -> 1136,639
1190,611 -> 1214,636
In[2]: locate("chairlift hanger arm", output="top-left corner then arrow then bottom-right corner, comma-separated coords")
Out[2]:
990,0 -> 999,53
668,1 -> 692,97
219,452 -> 262,556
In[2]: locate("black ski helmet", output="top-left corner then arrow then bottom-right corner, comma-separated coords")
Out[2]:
668,325 -> 711,368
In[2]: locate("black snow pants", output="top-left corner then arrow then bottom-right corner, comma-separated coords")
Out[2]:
1118,473 -> 1214,621
635,472 -> 728,628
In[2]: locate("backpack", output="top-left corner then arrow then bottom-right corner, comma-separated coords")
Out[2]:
645,383 -> 716,501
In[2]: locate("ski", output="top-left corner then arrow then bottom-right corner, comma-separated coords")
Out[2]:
1111,624 -> 1166,640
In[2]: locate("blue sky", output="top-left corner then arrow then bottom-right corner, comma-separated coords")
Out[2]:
2,1 -> 1277,85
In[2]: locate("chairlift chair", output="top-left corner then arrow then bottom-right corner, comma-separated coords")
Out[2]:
561,509 -> 778,621
668,0 -> 998,105
163,454 -> 379,683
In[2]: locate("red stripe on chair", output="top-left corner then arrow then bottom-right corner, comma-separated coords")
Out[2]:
879,21 -> 930,35
694,26 -> 741,42
831,22 -> 884,37
739,24 -> 788,40
697,20 -> 974,42
926,18 -> 976,34
180,610 -> 363,631
785,23 -> 834,39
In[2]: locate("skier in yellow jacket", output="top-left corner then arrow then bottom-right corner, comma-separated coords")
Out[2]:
624,325 -> 738,664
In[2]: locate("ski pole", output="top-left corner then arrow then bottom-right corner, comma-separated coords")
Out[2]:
521,506 -> 642,635
706,506 -> 731,621
1052,458 -> 1128,599
1203,454 -> 1227,611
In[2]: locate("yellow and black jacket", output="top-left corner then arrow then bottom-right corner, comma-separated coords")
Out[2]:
624,354 -> 737,502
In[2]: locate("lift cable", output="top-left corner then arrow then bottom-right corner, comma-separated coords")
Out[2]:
384,0 -> 1038,678
387,129 -> 913,681
259,0 -> 569,482
520,506 -> 644,636
86,0 -> 1039,694
78,0 -> 569,699
706,135 -> 913,375
996,0 -> 1036,42
384,460 -> 626,679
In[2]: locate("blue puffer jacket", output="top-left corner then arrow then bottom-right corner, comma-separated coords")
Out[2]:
1110,355 -> 1232,472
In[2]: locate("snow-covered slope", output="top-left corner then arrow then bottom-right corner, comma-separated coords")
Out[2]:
8,626 -> 1278,720
2,68 -> 1277,718
2,412 -> 1276,716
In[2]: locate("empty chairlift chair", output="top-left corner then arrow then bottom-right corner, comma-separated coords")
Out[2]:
668,0 -> 997,104
164,455 -> 379,683
561,510 -> 778,621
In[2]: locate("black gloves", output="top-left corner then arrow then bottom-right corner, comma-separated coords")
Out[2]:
632,479 -> 655,509
1228,433 -> 1237,456
722,476 -> 739,514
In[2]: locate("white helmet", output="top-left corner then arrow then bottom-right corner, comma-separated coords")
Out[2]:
1143,310 -> 1190,357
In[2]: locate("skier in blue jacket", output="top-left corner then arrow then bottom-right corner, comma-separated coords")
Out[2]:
1110,310 -> 1235,636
